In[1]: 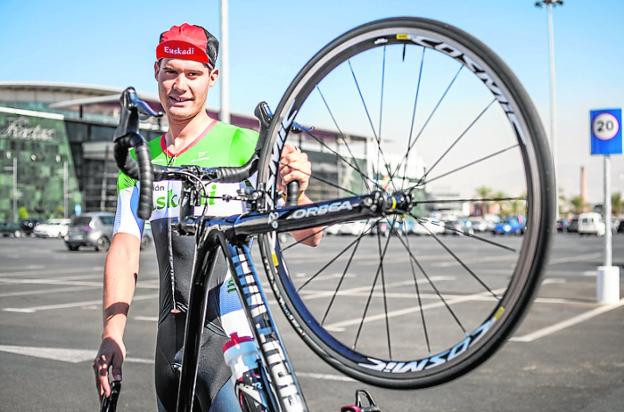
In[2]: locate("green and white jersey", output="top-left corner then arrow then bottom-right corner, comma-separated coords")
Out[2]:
113,121 -> 258,322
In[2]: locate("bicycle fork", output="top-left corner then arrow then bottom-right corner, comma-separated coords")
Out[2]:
224,239 -> 308,412
176,227 -> 307,412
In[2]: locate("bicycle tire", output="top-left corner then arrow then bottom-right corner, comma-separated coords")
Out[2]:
257,17 -> 554,389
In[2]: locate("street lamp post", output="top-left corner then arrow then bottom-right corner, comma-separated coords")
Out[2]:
535,0 -> 563,220
4,152 -> 18,223
220,0 -> 230,123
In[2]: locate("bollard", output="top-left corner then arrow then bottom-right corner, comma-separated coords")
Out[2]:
596,266 -> 621,304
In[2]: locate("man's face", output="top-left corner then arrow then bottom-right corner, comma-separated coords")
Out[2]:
154,58 -> 218,122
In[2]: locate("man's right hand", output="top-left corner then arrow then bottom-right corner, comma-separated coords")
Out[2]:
93,336 -> 126,400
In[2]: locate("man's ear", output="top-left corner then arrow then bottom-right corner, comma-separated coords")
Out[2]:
154,61 -> 160,81
209,68 -> 219,85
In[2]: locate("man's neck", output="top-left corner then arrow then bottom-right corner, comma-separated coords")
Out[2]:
166,110 -> 215,153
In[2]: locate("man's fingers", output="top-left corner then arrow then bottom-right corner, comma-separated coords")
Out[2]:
111,355 -> 123,382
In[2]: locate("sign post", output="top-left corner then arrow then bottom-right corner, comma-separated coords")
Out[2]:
590,108 -> 622,304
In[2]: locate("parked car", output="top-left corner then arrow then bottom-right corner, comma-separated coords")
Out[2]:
577,212 -> 605,236
411,218 -> 445,236
0,222 -> 22,237
556,218 -> 570,233
493,216 -> 525,235
566,217 -> 579,233
618,219 -> 624,234
20,219 -> 41,236
34,218 -> 71,238
469,217 -> 490,233
64,212 -> 114,251
337,220 -> 370,236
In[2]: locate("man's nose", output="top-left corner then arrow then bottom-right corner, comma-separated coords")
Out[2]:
172,74 -> 188,93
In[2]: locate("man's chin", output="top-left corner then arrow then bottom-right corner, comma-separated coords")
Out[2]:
165,108 -> 200,122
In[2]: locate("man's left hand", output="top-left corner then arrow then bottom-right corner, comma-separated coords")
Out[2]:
278,143 -> 311,196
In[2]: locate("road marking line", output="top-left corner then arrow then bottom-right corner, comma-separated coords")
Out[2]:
0,344 -> 353,381
300,276 -> 455,301
0,266 -> 104,277
511,298 -> 624,343
296,372 -> 355,382
3,294 -> 158,313
135,316 -> 158,322
0,285 -> 99,298
324,288 -> 506,331
547,253 -> 601,265
0,277 -> 158,290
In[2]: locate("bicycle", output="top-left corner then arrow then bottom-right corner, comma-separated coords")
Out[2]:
103,16 -> 554,412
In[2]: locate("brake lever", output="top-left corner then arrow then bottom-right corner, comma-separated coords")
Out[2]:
100,380 -> 121,412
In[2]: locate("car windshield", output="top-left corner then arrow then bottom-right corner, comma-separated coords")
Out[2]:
71,216 -> 92,226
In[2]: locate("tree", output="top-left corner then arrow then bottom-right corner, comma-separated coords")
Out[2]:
568,195 -> 587,215
475,186 -> 493,216
612,192 -> 623,216
494,191 -> 509,216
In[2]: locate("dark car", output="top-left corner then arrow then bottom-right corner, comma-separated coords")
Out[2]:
19,219 -> 41,236
556,218 -> 570,232
566,217 -> 579,233
65,212 -> 114,251
0,222 -> 23,237
618,219 -> 624,234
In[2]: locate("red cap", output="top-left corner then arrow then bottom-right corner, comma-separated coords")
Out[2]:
156,23 -> 218,68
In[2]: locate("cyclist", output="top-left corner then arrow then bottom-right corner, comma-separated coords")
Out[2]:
93,23 -> 322,411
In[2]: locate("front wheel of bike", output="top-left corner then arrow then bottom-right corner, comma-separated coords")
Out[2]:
257,17 -> 554,389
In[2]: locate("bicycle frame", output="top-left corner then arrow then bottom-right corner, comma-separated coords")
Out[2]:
176,190 -> 410,412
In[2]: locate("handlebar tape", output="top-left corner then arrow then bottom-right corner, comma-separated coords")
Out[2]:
134,143 -> 153,220
286,180 -> 300,207
113,133 -> 153,220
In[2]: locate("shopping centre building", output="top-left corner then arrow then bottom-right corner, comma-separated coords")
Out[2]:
0,81 -> 383,222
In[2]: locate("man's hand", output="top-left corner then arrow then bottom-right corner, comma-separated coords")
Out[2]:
93,336 -> 126,400
278,143 -> 311,196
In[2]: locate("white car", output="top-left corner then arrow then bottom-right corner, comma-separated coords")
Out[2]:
577,212 -> 606,236
337,220 -> 371,236
34,218 -> 71,238
411,218 -> 446,236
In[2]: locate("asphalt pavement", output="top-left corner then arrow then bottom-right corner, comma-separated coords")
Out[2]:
0,231 -> 622,411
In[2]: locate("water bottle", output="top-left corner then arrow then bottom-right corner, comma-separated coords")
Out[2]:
222,332 -> 258,381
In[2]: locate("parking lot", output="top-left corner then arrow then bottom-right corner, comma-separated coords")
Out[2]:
0,232 -> 623,411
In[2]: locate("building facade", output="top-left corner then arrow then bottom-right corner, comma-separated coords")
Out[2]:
0,82 -> 378,222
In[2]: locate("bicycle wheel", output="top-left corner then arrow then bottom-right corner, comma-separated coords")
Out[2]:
257,17 -> 554,389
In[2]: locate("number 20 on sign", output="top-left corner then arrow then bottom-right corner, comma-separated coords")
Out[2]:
590,108 -> 622,155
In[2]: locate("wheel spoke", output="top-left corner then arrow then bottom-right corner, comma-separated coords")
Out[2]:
414,98 -> 497,188
321,234 -> 364,325
282,226 -> 331,252
413,215 -> 517,253
394,231 -> 467,334
315,86 -> 376,192
400,46 -> 426,192
414,195 -> 524,205
302,129 -> 379,191
401,225 -> 431,353
296,224 -> 376,292
347,59 -> 397,191
413,218 -> 500,299
278,160 -> 358,196
353,218 -> 396,351
391,64 -> 464,181
414,144 -> 520,188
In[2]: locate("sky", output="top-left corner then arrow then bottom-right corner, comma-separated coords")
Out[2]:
1,0 -> 622,203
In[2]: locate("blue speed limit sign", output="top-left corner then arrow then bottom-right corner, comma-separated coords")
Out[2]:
591,108 -> 622,155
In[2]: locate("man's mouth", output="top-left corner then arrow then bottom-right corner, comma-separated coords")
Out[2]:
168,96 -> 192,105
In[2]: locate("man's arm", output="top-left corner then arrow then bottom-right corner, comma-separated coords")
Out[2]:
93,233 -> 140,399
279,144 -> 323,247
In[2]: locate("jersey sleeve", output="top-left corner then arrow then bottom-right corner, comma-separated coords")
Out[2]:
229,127 -> 259,166
113,171 -> 145,239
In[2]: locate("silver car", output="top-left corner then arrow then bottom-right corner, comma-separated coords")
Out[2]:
65,212 -> 114,251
